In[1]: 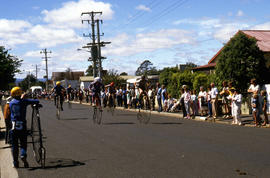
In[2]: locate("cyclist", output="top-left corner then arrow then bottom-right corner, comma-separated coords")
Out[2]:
105,82 -> 116,108
9,87 -> 40,168
66,85 -> 73,102
51,81 -> 65,111
136,75 -> 150,109
89,77 -> 104,110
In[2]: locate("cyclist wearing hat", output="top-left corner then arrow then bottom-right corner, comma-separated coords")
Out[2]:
89,77 -> 104,109
51,81 -> 65,111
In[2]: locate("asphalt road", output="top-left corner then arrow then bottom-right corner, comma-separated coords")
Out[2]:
17,100 -> 270,178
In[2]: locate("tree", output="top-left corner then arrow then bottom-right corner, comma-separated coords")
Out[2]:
135,60 -> 158,76
216,31 -> 270,93
19,74 -> 38,91
102,69 -> 125,87
85,65 -> 93,76
193,73 -> 208,92
159,67 -> 179,86
120,72 -> 128,76
0,46 -> 22,90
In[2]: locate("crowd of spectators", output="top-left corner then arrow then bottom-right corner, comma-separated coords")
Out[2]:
1,78 -> 268,126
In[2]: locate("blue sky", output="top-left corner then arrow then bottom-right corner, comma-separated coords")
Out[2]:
0,0 -> 270,78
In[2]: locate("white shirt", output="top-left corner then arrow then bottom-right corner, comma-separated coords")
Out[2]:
184,91 -> 191,103
248,84 -> 260,93
198,91 -> 207,100
210,87 -> 218,99
232,94 -> 242,107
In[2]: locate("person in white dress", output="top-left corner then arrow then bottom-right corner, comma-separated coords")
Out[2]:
198,86 -> 207,116
231,89 -> 242,125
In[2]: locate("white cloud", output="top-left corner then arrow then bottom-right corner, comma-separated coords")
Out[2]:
213,23 -> 249,42
24,50 -> 42,57
237,10 -> 244,17
252,21 -> 270,30
0,19 -> 31,33
28,25 -> 81,47
42,0 -> 114,29
103,29 -> 195,57
135,5 -> 151,12
173,17 -> 250,42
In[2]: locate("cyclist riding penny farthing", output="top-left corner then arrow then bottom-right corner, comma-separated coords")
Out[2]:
51,81 -> 65,119
89,77 -> 104,124
136,75 -> 151,124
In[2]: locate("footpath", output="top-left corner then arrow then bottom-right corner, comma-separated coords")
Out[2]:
0,102 -> 19,178
69,100 -> 270,128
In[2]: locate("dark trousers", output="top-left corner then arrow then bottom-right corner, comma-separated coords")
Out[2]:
208,101 -> 212,116
157,97 -> 162,112
10,129 -> 28,163
181,101 -> 187,117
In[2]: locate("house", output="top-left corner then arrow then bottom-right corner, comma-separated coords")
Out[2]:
51,71 -> 85,88
192,30 -> 270,73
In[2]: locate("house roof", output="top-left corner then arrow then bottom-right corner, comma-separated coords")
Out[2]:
192,63 -> 216,70
194,30 -> 270,70
242,30 -> 270,52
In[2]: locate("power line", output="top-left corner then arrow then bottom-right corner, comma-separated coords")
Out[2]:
143,0 -> 189,27
125,0 -> 162,26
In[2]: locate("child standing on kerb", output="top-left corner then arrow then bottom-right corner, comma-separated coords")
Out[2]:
251,92 -> 259,126
9,87 -> 40,168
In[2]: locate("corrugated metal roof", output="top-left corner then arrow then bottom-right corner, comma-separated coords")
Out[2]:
242,30 -> 270,52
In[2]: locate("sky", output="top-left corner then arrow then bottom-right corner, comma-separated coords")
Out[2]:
0,0 -> 270,78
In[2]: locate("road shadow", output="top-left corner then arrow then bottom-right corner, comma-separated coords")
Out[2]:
103,122 -> 135,125
151,122 -> 182,125
115,113 -> 137,117
60,117 -> 89,121
68,108 -> 89,111
28,158 -> 89,170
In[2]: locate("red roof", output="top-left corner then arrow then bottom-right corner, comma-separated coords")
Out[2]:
195,30 -> 270,70
242,30 -> 270,52
192,63 -> 216,70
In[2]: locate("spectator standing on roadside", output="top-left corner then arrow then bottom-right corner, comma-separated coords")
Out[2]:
78,89 -> 83,104
130,85 -> 136,108
220,81 -> 230,118
183,85 -> 191,119
127,86 -> 131,109
161,85 -> 167,105
247,79 -> 261,122
148,86 -> 155,111
261,90 -> 269,126
156,83 -> 162,112
4,96 -> 13,144
180,88 -> 186,118
207,86 -> 212,119
9,87 -> 40,168
198,86 -> 207,116
231,89 -> 242,125
210,83 -> 219,120
252,92 -> 260,126
191,90 -> 199,117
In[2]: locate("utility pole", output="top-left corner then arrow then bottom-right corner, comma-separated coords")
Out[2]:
81,11 -> 102,78
96,19 -> 103,78
35,64 -> 39,79
40,48 -> 52,91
